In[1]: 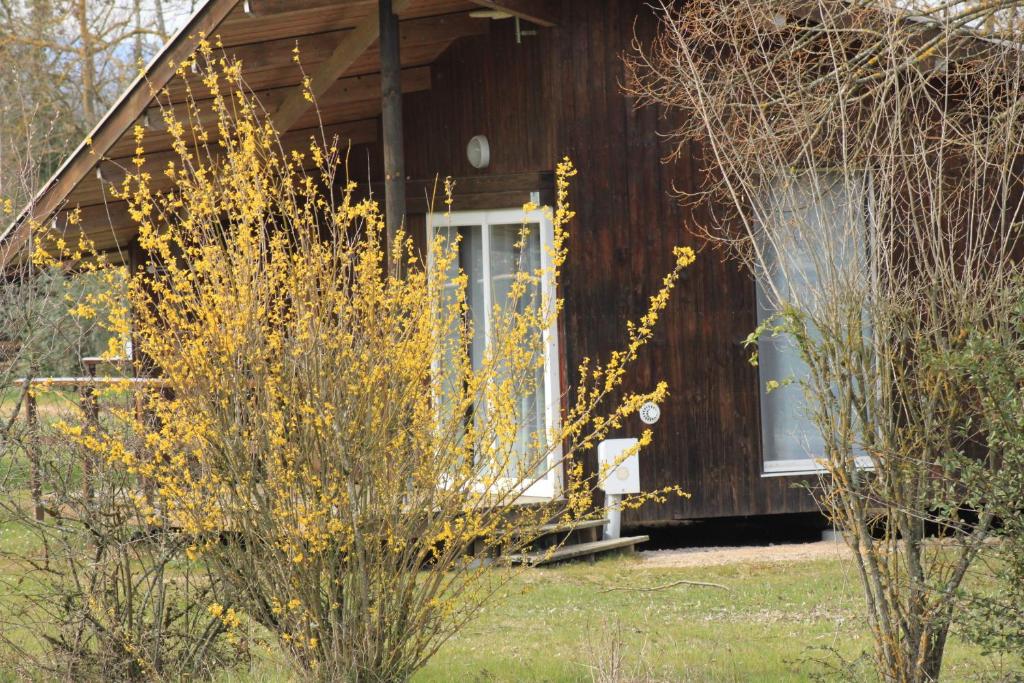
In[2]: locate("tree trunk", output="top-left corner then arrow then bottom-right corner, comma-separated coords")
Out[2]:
919,630 -> 948,683
75,0 -> 96,125
133,0 -> 144,65
154,0 -> 169,40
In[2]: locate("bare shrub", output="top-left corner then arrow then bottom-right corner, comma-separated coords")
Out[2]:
0,391 -> 245,681
581,617 -> 664,683
627,1 -> 1024,680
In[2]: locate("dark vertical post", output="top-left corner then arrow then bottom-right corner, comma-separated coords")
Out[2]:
379,0 -> 405,270
128,239 -> 155,505
26,388 -> 42,521
82,362 -> 98,503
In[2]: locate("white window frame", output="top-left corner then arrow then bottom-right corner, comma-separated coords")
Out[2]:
427,205 -> 563,499
755,172 -> 875,477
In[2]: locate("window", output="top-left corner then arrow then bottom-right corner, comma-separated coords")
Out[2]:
427,207 -> 562,498
755,172 -> 867,475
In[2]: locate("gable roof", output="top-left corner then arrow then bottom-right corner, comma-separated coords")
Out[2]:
1,0 -> 553,264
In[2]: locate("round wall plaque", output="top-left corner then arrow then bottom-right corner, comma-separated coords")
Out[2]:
639,401 -> 661,425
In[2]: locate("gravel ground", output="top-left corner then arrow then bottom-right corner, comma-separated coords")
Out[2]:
638,539 -> 851,568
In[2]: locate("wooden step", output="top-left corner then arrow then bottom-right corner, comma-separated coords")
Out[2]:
537,518 -> 608,536
509,535 -> 650,566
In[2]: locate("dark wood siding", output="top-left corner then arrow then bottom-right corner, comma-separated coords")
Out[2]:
399,0 -> 819,522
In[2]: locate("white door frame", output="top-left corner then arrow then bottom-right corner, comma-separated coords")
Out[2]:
427,206 -> 563,499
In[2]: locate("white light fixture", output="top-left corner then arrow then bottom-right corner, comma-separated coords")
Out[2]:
467,135 -> 490,169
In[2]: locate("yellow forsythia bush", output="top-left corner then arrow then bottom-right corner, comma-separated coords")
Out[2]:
48,39 -> 694,681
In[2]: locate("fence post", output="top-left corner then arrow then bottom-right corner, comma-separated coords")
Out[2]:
81,363 -> 99,503
25,387 -> 43,522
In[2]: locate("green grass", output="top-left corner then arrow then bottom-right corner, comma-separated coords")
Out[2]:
0,536 -> 1018,681
0,432 -> 1017,683
409,554 -> 1018,682
209,551 -> 1019,682
0,397 -> 1014,680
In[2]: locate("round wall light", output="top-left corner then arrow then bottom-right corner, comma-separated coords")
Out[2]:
467,134 -> 490,169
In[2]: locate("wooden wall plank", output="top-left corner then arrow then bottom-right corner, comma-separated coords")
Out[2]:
36,0 -> 818,523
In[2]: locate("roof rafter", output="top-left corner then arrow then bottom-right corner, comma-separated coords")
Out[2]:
468,0 -> 556,27
74,119 -> 380,207
161,14 -> 480,102
270,0 -> 414,134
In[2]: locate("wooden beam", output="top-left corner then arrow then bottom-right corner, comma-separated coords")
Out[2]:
380,0 -> 406,252
270,0 -> 413,134
55,203 -> 140,237
126,119 -> 375,186
372,172 -> 555,214
72,120 -> 379,207
109,67 -> 430,160
0,0 -> 241,267
163,15 -> 477,101
140,67 -> 429,135
216,0 -> 472,46
111,96 -> 388,160
468,0 -> 556,27
241,0 -> 369,16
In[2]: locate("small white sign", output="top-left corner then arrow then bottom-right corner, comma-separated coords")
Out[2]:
597,438 -> 641,495
639,401 -> 661,425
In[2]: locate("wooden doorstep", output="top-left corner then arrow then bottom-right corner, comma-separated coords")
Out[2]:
509,535 -> 650,566
537,517 -> 608,536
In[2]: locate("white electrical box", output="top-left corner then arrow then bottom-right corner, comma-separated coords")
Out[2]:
597,438 -> 641,495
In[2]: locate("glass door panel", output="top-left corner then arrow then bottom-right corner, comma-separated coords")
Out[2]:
427,208 -> 561,499
488,223 -> 547,483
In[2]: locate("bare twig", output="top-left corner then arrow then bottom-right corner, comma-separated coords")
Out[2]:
599,579 -> 730,592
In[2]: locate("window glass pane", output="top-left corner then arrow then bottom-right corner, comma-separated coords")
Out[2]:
489,223 -> 547,479
757,173 -> 863,467
756,287 -> 825,464
437,225 -> 463,404
462,227 -> 486,374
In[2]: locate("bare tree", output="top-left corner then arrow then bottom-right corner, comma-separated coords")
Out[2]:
628,1 -> 1024,681
0,0 -> 196,154
0,73 -> 114,438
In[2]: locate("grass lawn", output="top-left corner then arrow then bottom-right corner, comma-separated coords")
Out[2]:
0,400 -> 1016,683
406,552 -> 1018,682
200,549 -> 1017,682
0,529 -> 1018,682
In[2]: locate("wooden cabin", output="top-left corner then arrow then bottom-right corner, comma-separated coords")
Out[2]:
0,0 -> 822,528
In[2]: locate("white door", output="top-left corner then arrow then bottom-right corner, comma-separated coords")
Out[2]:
428,207 -> 563,499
